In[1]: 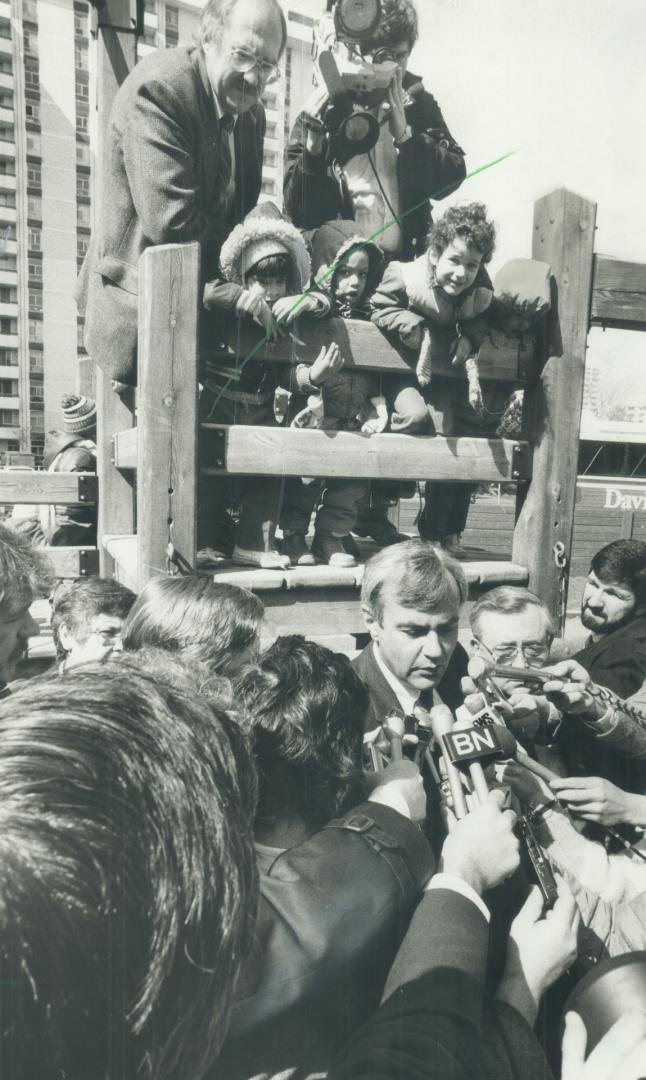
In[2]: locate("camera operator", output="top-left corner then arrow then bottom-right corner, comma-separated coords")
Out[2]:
284,0 -> 466,262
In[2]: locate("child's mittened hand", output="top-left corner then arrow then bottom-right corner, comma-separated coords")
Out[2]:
309,343 -> 344,386
401,325 -> 423,351
452,334 -> 474,366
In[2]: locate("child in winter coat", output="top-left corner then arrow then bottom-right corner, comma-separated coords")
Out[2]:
370,202 -> 505,551
198,202 -> 328,569
280,221 -> 389,567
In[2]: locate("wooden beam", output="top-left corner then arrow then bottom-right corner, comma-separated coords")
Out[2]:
201,425 -> 531,484
590,255 -> 646,328
96,366 -> 136,577
137,242 -> 200,584
113,426 -> 137,469
209,316 -> 538,383
0,472 -> 97,504
102,534 -> 138,592
513,189 -> 597,625
45,547 -> 100,578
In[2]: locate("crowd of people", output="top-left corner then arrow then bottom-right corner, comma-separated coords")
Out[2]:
3,0 -> 641,1074
3,520 -> 646,1077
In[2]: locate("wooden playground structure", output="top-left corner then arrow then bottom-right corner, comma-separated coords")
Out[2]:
4,184 -> 646,641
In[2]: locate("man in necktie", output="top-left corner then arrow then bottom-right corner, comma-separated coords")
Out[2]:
353,539 -> 469,739
80,0 -> 286,385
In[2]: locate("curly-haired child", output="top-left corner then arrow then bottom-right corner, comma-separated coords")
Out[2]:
371,202 -> 509,551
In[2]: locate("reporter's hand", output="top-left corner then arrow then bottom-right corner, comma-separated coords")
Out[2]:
505,692 -> 548,740
542,659 -> 600,716
439,788 -> 520,894
368,759 -> 427,824
549,775 -> 644,826
309,342 -> 344,386
561,1010 -> 646,1080
384,66 -> 408,142
498,760 -> 553,809
498,880 -> 580,1023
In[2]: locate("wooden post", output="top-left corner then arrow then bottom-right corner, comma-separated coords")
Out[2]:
91,0 -> 138,223
96,368 -> 136,577
513,189 -> 597,624
137,243 -> 200,586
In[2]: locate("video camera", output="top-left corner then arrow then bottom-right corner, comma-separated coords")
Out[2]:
306,0 -> 402,158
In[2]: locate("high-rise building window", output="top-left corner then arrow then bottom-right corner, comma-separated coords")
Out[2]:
0,409 -> 19,426
28,289 -> 42,312
25,101 -> 40,123
30,411 -> 44,433
0,224 -> 16,241
76,174 -> 90,198
0,125 -> 14,145
27,195 -> 42,220
0,57 -> 12,74
0,162 -> 15,177
29,349 -> 43,372
0,91 -> 13,111
75,41 -> 88,70
0,286 -> 17,303
0,18 -> 11,39
27,161 -> 41,186
77,143 -> 91,166
23,30 -> 39,57
77,234 -> 90,259
22,0 -> 38,21
26,133 -> 42,155
76,113 -> 89,135
0,349 -> 18,365
0,255 -> 16,271
74,12 -> 87,36
165,5 -> 179,46
77,203 -> 91,229
29,383 -> 43,400
28,318 -> 43,343
28,226 -> 41,251
0,191 -> 16,208
0,317 -> 17,335
0,379 -> 18,396
28,258 -> 42,280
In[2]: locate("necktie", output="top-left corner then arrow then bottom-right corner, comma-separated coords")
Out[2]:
218,114 -> 235,216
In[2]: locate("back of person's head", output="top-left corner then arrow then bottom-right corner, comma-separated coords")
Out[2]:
591,540 -> 646,607
236,636 -> 368,831
0,657 -> 257,1080
122,576 -> 264,676
427,202 -> 496,264
361,0 -> 419,52
50,576 -> 136,663
361,538 -> 467,623
470,586 -> 556,641
0,522 -> 51,617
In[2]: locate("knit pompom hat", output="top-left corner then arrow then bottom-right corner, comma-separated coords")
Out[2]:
61,393 -> 96,435
219,202 -> 311,291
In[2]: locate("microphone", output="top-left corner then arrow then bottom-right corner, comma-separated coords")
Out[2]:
468,654 -> 553,689
384,714 -> 405,761
429,705 -> 468,818
363,728 -> 383,772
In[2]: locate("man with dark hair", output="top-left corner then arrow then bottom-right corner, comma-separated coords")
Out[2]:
573,539 -> 646,698
79,0 -> 286,384
0,523 -> 50,694
218,635 -> 432,1079
354,538 -> 469,733
0,658 -> 257,1079
51,576 -> 136,670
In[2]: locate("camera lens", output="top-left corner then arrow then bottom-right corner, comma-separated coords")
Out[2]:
371,48 -> 395,63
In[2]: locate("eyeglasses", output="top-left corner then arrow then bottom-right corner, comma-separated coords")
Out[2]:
229,46 -> 281,84
485,642 -> 551,665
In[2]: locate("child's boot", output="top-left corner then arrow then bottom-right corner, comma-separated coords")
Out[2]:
311,530 -> 357,568
282,532 -> 316,566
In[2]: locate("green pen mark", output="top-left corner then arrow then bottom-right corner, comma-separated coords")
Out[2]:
206,147 -> 519,416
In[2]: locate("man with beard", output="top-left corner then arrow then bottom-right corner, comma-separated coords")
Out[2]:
574,540 -> 646,699
79,0 -> 286,384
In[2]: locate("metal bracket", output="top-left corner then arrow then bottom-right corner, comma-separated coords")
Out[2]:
511,442 -> 531,481
79,548 -> 100,576
78,474 -> 99,503
90,0 -> 142,35
211,427 -> 226,471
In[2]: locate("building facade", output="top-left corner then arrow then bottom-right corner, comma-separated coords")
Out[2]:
2,0 -> 322,465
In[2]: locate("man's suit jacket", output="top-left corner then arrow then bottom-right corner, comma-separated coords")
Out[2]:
352,640 -> 469,733
80,45 -> 265,384
559,614 -> 646,791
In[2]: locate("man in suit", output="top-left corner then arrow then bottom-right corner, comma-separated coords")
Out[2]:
80,0 -> 286,384
573,540 -> 646,699
353,538 -> 469,737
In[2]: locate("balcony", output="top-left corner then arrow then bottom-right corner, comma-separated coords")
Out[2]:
0,397 -> 18,411
0,38 -> 11,58
0,332 -> 17,348
0,105 -> 12,126
0,204 -> 16,224
0,171 -> 15,190
0,364 -> 18,379
0,73 -> 12,92
0,3 -> 11,20
0,139 -> 15,158
0,426 -> 20,439
0,301 -> 16,318
0,270 -> 16,286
